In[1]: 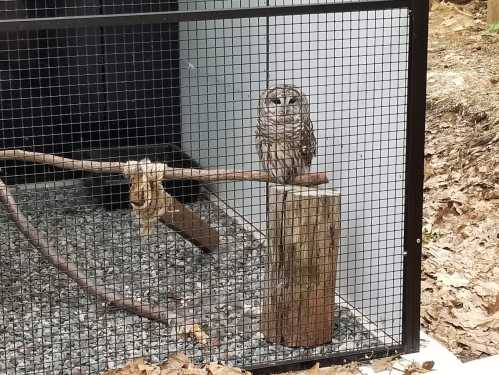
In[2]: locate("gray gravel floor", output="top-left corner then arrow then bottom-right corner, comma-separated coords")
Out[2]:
0,179 -> 381,375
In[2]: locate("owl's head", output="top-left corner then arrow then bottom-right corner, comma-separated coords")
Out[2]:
259,84 -> 309,117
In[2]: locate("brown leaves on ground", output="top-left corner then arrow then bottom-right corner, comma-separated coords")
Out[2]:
423,0 -> 499,362
289,361 -> 360,375
101,357 -> 363,375
102,355 -> 438,375
369,355 -> 400,373
430,1 -> 479,34
101,353 -> 251,375
485,293 -> 499,315
305,358 -> 434,375
368,356 -> 435,375
401,362 -> 434,375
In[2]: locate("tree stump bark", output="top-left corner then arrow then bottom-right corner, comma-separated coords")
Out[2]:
261,185 -> 341,347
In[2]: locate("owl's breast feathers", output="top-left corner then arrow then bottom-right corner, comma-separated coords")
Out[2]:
256,116 -> 316,157
255,116 -> 317,180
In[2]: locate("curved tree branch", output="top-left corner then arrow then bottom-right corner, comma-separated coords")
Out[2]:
0,178 -> 176,325
0,149 -> 329,186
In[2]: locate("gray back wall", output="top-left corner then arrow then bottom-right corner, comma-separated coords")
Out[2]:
179,0 -> 409,342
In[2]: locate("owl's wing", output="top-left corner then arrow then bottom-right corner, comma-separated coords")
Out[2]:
301,119 -> 317,167
255,117 -> 266,163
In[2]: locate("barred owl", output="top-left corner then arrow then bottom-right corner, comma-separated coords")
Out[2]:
255,84 -> 317,184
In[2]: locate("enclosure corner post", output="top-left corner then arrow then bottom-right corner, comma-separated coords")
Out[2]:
261,185 -> 340,348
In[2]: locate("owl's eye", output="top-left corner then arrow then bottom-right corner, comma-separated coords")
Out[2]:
271,98 -> 281,105
288,97 -> 297,105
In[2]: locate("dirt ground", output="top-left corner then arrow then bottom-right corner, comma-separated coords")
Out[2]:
421,0 -> 499,362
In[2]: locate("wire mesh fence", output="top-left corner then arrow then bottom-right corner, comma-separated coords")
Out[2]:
0,1 -> 426,374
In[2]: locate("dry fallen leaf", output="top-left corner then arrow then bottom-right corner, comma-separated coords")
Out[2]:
403,362 -> 433,374
191,324 -> 209,346
159,352 -> 191,372
297,362 -> 360,375
431,1 -> 476,33
182,367 -> 209,375
435,272 -> 469,288
102,353 -> 253,375
477,311 -> 499,330
205,363 -> 250,375
308,363 -> 321,375
448,308 -> 499,330
421,361 -> 434,371
485,293 -> 499,315
102,358 -> 161,375
369,355 -> 399,373
325,362 -> 360,375
475,282 -> 499,298
180,324 -> 210,347
433,200 -> 462,224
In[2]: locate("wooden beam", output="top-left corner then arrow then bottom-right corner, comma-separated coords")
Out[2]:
261,185 -> 341,347
160,198 -> 219,253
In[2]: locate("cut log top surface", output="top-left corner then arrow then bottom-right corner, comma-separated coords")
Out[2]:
271,185 -> 340,197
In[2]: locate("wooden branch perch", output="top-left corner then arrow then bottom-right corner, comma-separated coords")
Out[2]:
0,178 -> 176,325
160,199 -> 220,253
0,149 -> 329,186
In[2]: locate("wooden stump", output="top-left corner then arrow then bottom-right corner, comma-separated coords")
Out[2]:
261,185 -> 341,347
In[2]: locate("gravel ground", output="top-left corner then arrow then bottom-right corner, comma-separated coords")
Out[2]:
0,179 -> 380,374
